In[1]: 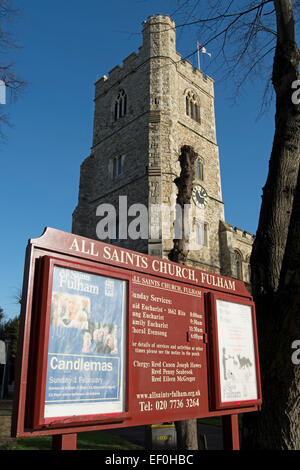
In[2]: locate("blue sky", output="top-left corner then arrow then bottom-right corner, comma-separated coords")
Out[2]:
0,0 -> 275,319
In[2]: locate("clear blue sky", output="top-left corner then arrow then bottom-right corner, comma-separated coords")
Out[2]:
0,0 -> 274,319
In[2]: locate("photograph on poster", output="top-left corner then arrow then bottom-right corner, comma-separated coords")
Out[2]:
216,299 -> 258,404
44,266 -> 127,418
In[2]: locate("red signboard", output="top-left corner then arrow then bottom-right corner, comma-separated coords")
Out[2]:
12,227 -> 262,438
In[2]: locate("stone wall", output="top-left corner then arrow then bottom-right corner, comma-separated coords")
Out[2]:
72,14 -> 252,281
141,16 -> 225,273
219,220 -> 253,283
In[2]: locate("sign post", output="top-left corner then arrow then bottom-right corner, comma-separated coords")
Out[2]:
222,415 -> 240,450
52,433 -> 77,451
12,227 -> 262,450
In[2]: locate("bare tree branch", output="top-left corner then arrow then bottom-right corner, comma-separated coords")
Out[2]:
0,0 -> 26,141
174,0 -> 273,29
167,0 -> 279,107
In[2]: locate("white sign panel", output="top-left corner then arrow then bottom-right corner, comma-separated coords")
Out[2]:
216,299 -> 258,403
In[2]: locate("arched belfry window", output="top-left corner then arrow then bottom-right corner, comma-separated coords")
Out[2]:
185,91 -> 200,123
234,250 -> 243,280
114,89 -> 127,121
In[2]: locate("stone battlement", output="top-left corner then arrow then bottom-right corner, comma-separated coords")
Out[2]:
221,221 -> 255,242
94,49 -> 143,96
94,14 -> 213,98
177,58 -> 214,95
233,226 -> 254,240
180,58 -> 204,76
95,14 -> 176,94
143,14 -> 176,28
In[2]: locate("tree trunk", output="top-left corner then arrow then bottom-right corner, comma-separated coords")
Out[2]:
251,0 -> 300,298
168,145 -> 199,450
175,419 -> 199,450
242,0 -> 300,449
168,145 -> 197,265
243,163 -> 300,449
274,162 -> 300,448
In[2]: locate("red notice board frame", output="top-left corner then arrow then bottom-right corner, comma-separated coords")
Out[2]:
12,227 -> 262,440
206,291 -> 262,411
24,255 -> 133,431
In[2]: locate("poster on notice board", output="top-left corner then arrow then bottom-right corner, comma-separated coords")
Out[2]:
44,266 -> 127,418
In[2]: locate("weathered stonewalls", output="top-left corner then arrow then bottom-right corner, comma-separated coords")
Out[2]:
72,13 -> 253,281
219,221 -> 253,283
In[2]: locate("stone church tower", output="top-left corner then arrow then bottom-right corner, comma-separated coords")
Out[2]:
72,14 -> 253,282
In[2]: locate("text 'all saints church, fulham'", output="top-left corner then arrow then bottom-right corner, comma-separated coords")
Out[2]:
72,14 -> 253,283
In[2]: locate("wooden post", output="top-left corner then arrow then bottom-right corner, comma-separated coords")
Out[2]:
222,414 -> 240,450
52,433 -> 77,450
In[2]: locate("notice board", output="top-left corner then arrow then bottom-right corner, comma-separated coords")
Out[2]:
12,227 -> 262,437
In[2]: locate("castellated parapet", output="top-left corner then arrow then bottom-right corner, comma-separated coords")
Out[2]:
94,14 -> 214,100
219,221 -> 253,283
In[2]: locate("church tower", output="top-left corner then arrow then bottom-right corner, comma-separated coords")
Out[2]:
72,14 -> 253,280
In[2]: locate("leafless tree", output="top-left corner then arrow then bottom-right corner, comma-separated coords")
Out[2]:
170,0 -> 300,449
0,0 -> 25,141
